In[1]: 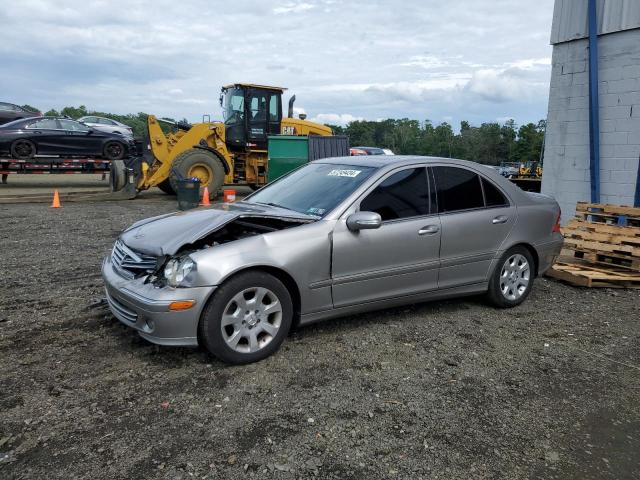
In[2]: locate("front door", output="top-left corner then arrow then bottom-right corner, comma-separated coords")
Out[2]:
331,166 -> 441,308
431,165 -> 516,288
59,119 -> 102,155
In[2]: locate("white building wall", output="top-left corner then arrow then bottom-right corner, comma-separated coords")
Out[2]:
541,27 -> 640,219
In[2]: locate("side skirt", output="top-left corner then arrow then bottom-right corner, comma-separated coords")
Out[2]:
298,282 -> 488,326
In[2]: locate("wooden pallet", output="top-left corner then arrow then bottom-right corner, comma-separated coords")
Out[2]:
563,237 -> 640,257
575,202 -> 640,227
568,249 -> 640,271
547,262 -> 640,288
563,219 -> 640,245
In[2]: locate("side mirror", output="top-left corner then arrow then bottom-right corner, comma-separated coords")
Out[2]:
87,129 -> 94,134
346,211 -> 382,232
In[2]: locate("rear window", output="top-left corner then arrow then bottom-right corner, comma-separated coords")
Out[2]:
433,166 -> 484,213
482,177 -> 509,207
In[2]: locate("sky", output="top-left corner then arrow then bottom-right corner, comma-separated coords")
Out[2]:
0,0 -> 555,129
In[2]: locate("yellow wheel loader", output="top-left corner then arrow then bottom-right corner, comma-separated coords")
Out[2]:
135,84 -> 332,198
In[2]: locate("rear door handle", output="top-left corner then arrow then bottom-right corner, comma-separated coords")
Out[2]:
492,215 -> 509,224
418,225 -> 440,235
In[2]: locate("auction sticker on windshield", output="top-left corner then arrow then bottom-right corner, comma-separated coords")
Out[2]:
328,169 -> 362,178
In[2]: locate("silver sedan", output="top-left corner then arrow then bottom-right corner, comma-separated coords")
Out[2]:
77,116 -> 134,137
102,156 -> 563,364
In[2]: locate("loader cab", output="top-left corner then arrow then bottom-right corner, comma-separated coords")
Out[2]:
221,84 -> 284,151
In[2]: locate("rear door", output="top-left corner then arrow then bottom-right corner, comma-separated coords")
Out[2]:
432,165 -> 515,288
331,166 -> 441,307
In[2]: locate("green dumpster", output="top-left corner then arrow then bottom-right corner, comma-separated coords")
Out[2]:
267,135 -> 309,182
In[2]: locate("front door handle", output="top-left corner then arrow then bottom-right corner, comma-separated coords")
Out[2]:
418,225 -> 440,235
492,215 -> 509,224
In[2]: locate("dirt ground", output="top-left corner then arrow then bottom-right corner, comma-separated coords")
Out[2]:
1,192 -> 639,480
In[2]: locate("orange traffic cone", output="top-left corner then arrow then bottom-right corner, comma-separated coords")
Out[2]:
51,190 -> 61,208
200,187 -> 210,206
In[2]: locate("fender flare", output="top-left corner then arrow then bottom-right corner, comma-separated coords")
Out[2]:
192,145 -> 231,174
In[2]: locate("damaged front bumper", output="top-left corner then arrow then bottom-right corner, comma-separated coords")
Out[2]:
101,256 -> 215,346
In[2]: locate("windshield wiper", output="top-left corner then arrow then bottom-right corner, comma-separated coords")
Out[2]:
255,201 -> 293,211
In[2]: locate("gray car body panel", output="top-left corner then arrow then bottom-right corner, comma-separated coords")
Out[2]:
102,156 -> 563,346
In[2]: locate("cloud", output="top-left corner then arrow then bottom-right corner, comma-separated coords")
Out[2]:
0,0 -> 555,127
309,113 -> 365,125
273,2 -> 314,14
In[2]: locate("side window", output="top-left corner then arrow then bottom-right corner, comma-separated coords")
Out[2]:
481,177 -> 509,207
432,166 -> 484,213
59,119 -> 89,132
269,95 -> 279,121
360,167 -> 429,221
27,118 -> 59,129
249,94 -> 268,120
99,118 -> 116,125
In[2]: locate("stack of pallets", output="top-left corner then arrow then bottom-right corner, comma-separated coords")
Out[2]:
546,202 -> 640,288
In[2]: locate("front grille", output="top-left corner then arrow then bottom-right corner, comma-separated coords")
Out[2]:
111,239 -> 157,279
106,290 -> 138,323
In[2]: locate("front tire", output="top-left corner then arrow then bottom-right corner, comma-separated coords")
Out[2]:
486,246 -> 535,308
198,271 -> 293,364
103,141 -> 126,160
11,139 -> 36,159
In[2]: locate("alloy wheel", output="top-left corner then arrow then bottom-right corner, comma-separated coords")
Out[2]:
106,143 -> 123,158
14,140 -> 34,158
499,253 -> 530,301
220,287 -> 283,354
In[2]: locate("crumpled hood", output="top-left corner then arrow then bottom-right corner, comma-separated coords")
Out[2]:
120,202 -> 314,257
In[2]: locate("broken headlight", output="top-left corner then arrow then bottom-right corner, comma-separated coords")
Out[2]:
163,256 -> 196,287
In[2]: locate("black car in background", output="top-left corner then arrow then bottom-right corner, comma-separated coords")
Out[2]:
0,117 -> 135,160
0,102 -> 42,125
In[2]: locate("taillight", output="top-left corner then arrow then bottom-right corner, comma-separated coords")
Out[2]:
552,208 -> 561,233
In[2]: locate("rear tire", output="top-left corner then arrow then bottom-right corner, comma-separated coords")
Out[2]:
103,141 -> 126,160
486,246 -> 535,308
169,149 -> 225,199
198,271 -> 293,364
11,139 -> 36,159
157,178 -> 175,195
109,160 -> 126,192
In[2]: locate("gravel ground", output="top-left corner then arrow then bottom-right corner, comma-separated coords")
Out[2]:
1,198 -> 639,480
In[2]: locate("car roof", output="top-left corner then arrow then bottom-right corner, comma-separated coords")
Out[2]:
315,155 -> 523,194
315,155 -> 485,169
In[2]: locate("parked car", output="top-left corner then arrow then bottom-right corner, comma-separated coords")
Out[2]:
350,146 -> 395,156
103,156 -> 563,364
0,102 -> 42,125
498,164 -> 519,178
77,116 -> 134,137
0,117 -> 136,160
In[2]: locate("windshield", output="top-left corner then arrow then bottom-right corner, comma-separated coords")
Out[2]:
223,88 -> 245,125
244,163 -> 376,218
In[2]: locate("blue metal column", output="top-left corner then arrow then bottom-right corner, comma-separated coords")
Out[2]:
588,0 -> 601,203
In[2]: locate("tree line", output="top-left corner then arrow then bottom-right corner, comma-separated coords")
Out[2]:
329,118 -> 546,165
27,105 -> 545,165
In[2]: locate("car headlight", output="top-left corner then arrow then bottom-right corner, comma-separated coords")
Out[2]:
163,256 -> 196,287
